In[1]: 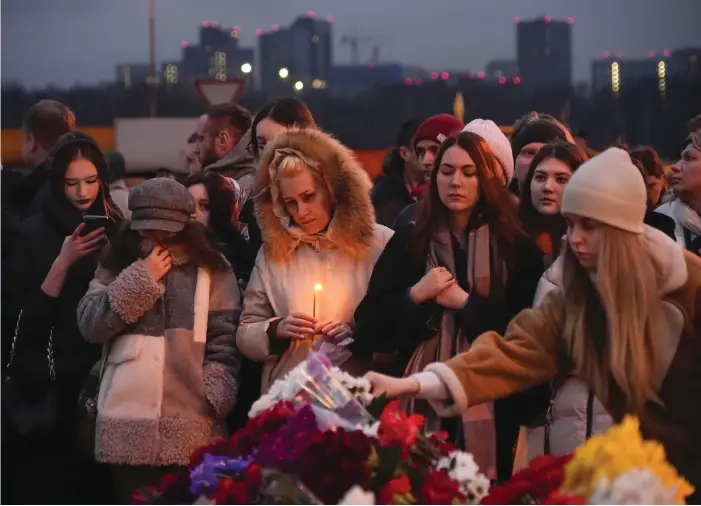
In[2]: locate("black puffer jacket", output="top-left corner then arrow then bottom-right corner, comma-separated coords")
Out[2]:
371,150 -> 415,229
2,133 -> 122,387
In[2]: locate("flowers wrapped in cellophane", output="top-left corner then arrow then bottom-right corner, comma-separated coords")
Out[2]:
134,353 -> 490,505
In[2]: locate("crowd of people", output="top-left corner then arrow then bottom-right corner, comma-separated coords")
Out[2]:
1,97 -> 700,504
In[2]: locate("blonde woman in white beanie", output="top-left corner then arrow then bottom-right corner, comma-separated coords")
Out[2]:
366,148 -> 701,499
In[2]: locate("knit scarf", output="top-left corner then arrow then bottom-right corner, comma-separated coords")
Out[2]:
671,199 -> 701,246
401,221 -> 506,479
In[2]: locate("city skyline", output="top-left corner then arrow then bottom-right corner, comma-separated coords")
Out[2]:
2,0 -> 701,90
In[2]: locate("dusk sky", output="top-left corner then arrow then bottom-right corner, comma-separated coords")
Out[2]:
2,0 -> 701,89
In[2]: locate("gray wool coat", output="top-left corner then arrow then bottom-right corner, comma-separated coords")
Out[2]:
77,258 -> 241,466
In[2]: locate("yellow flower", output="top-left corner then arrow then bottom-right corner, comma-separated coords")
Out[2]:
561,416 -> 694,504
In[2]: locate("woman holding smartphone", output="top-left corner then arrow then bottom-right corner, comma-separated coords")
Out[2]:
2,132 -> 123,504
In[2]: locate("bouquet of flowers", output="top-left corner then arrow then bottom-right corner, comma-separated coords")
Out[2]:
483,415 -> 694,505
134,353 -> 491,505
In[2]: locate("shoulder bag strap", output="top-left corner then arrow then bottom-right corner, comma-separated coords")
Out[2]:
585,389 -> 595,440
543,376 -> 567,455
6,309 -> 55,382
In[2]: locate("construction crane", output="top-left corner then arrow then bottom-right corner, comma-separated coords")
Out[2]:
340,33 -> 375,65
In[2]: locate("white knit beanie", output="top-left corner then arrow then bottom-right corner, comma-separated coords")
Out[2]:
462,119 -> 514,185
561,148 -> 646,234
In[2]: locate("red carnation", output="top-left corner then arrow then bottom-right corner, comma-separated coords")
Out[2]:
418,470 -> 465,505
378,474 -> 412,505
298,428 -> 373,504
428,431 -> 458,455
378,401 -> 424,447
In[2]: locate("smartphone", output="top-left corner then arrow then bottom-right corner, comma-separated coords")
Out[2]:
82,215 -> 111,236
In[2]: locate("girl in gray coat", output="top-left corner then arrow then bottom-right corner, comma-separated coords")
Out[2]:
77,178 -> 241,502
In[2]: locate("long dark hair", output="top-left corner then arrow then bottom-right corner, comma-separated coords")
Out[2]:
249,98 -> 316,158
49,135 -> 125,226
182,172 -> 239,234
101,220 -> 230,273
412,131 -> 525,266
518,142 -> 588,239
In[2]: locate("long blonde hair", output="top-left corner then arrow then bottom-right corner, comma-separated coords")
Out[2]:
561,225 -> 662,411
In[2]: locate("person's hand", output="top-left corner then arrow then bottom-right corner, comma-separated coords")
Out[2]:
408,267 -> 455,304
276,312 -> 317,340
143,246 -> 172,281
58,223 -> 105,266
315,320 -> 353,343
434,283 -> 469,309
364,372 -> 420,398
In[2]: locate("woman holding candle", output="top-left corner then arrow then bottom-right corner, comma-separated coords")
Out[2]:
236,128 -> 394,393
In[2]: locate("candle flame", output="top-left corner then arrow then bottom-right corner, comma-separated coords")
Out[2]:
314,283 -> 323,292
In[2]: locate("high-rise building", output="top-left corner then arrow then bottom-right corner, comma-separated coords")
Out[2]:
592,53 -> 670,97
668,47 -> 701,83
115,63 -> 151,89
485,60 -> 519,81
516,17 -> 572,90
179,22 -> 255,85
258,13 -> 333,94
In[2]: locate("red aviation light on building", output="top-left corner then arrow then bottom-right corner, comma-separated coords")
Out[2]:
477,71 -> 485,79
202,21 -> 211,28
567,17 -> 574,24
663,50 -> 670,57
467,71 -> 475,78
514,17 -> 521,24
307,10 -> 316,18
234,25 -> 241,32
180,41 -> 189,48
210,21 -> 219,27
404,78 -> 412,85
326,16 -> 334,23
544,16 -> 552,23
255,28 -> 263,36
616,51 -> 623,57
416,78 -> 423,85
602,50 -> 610,58
272,24 -> 280,31
498,76 -> 507,85
431,72 -> 439,80
648,50 -> 656,57
441,72 -> 450,80
513,76 -> 521,84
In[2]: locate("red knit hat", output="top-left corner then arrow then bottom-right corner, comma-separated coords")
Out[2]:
412,114 -> 464,150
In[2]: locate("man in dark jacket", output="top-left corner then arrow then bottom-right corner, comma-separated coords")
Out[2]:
198,103 -> 255,199
2,100 -> 75,257
371,118 -> 425,228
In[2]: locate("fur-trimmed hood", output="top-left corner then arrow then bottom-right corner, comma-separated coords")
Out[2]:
255,127 -> 377,262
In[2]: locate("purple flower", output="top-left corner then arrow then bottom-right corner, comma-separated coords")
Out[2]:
189,454 -> 252,496
256,405 -> 320,472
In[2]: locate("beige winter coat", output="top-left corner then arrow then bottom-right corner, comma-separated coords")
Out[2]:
236,128 -> 393,393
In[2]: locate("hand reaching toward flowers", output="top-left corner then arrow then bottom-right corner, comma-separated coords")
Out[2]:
364,371 -> 420,398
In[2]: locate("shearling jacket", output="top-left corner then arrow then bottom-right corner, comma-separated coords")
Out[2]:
236,128 -> 393,393
77,254 -> 241,466
416,227 -> 701,495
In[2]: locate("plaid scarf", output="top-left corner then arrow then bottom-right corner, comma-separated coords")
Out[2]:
401,221 -> 506,479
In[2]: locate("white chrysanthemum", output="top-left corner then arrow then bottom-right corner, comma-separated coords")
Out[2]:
465,474 -> 491,504
338,485 -> 376,505
330,367 -> 374,405
589,468 -> 679,505
436,450 -> 489,504
248,394 -> 275,418
358,421 -> 380,439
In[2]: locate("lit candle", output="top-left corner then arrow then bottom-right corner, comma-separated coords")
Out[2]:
313,283 -> 323,319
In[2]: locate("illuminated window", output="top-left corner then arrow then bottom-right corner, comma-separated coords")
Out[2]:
657,61 -> 666,96
611,62 -> 620,95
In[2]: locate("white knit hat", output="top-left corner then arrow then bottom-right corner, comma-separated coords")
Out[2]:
561,148 -> 646,234
462,119 -> 514,185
